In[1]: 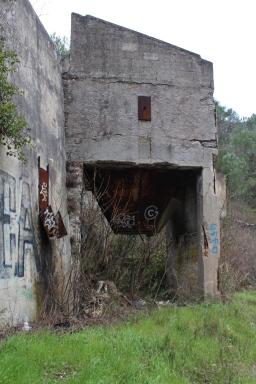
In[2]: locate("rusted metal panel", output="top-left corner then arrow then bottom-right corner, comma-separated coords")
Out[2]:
38,161 -> 67,239
39,167 -> 49,211
138,96 -> 151,121
40,205 -> 57,238
56,211 -> 68,238
40,208 -> 67,239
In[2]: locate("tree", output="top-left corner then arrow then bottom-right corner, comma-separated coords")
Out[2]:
216,100 -> 256,206
50,33 -> 70,58
215,100 -> 242,145
0,39 -> 31,161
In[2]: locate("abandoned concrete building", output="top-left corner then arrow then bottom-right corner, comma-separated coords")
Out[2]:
0,0 -> 224,325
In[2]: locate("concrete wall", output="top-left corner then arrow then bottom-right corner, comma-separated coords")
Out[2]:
0,0 -> 70,325
64,15 -> 221,298
0,2 -> 222,323
64,14 -> 217,168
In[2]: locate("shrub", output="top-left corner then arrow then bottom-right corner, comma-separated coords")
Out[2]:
0,39 -> 31,161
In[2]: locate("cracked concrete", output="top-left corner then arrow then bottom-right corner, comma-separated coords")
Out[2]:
0,0 -> 225,326
190,139 -> 218,148
64,14 -> 223,298
0,0 -> 71,325
0,4 -> 224,326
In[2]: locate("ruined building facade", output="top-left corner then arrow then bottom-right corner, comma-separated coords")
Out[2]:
0,0 -> 224,325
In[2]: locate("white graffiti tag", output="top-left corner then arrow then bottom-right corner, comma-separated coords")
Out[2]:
113,213 -> 136,229
144,205 -> 159,221
40,182 -> 48,202
43,208 -> 57,232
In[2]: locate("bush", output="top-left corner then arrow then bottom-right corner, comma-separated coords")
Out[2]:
0,39 -> 30,160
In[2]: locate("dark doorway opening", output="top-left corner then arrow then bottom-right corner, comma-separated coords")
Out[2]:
84,165 -> 200,236
80,164 -> 202,301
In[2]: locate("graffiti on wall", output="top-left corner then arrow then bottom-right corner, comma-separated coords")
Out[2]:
40,205 -> 57,237
39,167 -> 49,211
0,170 -> 34,279
39,182 -> 48,205
209,223 -> 218,255
112,213 -> 136,229
38,165 -> 67,239
144,205 -> 159,221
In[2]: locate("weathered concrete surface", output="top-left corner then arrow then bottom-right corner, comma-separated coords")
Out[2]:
165,167 -> 221,298
199,167 -> 221,296
0,2 -> 222,323
216,172 -> 227,219
64,14 -> 216,166
66,161 -> 83,257
64,15 -> 221,298
0,0 -> 70,325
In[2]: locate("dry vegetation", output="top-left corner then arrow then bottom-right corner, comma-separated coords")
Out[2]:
219,200 -> 256,293
39,188 -> 256,327
38,187 -> 169,327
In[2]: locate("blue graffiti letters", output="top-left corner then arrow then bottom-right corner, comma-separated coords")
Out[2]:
209,223 -> 218,255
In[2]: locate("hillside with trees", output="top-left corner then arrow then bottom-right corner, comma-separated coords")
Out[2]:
216,101 -> 256,292
217,102 -> 256,206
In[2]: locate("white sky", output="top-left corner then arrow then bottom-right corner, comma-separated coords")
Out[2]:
30,0 -> 256,118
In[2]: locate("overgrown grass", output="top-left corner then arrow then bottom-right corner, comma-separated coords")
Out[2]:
1,291 -> 256,383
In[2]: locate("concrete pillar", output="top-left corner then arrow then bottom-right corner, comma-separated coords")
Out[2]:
166,176 -> 200,299
198,167 -> 220,297
66,161 -> 84,258
166,168 -> 220,299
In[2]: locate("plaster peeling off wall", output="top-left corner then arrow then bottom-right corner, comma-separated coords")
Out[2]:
0,170 -> 38,325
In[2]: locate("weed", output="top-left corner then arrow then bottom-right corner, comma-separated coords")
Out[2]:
1,291 -> 256,383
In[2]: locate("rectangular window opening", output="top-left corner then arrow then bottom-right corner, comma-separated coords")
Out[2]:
138,96 -> 151,121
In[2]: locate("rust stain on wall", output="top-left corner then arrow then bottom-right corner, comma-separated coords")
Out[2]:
202,225 -> 209,257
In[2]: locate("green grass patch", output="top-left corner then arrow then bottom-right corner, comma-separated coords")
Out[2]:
1,291 -> 256,383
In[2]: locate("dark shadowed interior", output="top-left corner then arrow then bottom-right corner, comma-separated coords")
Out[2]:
84,165 -> 201,236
